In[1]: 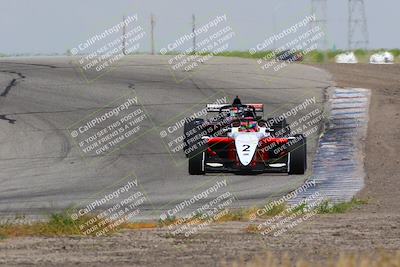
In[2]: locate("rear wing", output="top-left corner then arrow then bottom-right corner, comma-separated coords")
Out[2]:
206,103 -> 264,112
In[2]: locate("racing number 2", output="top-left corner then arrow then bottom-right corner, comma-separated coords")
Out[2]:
242,144 -> 250,152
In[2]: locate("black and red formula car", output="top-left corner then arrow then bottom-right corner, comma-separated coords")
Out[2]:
183,97 -> 307,175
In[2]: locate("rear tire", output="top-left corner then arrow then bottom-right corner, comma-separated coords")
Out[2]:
188,150 -> 205,175
289,134 -> 307,174
183,118 -> 205,158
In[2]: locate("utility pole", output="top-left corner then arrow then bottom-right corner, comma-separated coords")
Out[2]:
272,12 -> 276,50
150,14 -> 155,55
310,0 -> 328,51
192,14 -> 196,53
348,0 -> 369,50
122,15 -> 127,55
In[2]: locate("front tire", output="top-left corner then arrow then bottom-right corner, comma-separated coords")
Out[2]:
183,118 -> 205,158
188,150 -> 205,175
289,134 -> 307,174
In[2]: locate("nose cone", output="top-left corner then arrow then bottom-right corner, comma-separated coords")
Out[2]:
235,134 -> 258,166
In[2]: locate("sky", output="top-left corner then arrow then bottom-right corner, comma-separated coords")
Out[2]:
0,0 -> 398,54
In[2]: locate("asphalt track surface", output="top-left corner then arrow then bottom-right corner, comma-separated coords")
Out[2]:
0,55 -> 332,220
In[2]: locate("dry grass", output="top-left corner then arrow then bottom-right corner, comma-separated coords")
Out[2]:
0,213 -> 82,238
157,205 -> 281,227
245,224 -> 260,234
0,198 -> 367,239
122,222 -> 158,230
227,251 -> 400,267
316,198 -> 368,214
0,209 -> 247,240
215,203 -> 288,223
0,212 -> 157,239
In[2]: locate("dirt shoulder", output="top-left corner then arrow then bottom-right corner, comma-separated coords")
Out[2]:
0,63 -> 399,267
315,63 -> 400,214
